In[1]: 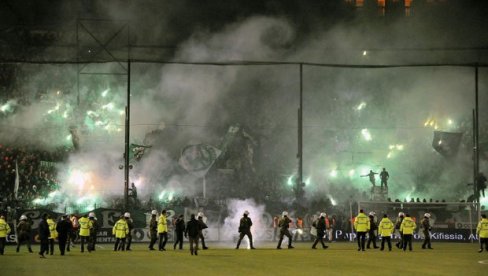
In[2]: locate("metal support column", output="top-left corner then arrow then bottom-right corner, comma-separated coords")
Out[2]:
297,63 -> 303,199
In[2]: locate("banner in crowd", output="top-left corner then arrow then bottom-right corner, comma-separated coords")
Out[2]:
179,144 -> 221,177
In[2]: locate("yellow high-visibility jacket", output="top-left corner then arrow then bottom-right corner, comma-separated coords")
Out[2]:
47,218 -> 58,239
378,217 -> 394,237
79,217 -> 92,237
112,218 -> 129,238
158,214 -> 168,233
477,218 -> 488,238
400,217 -> 416,235
0,218 -> 11,238
354,213 -> 370,232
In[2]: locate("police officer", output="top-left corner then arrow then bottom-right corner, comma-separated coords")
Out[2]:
173,214 -> 185,250
47,214 -> 57,255
16,215 -> 33,253
477,214 -> 488,253
421,213 -> 433,250
185,214 -> 201,256
0,214 -> 11,255
394,212 -> 405,249
56,214 -> 72,256
311,212 -> 328,250
197,212 -> 209,250
88,212 -> 99,252
124,212 -> 133,251
38,213 -> 50,258
354,209 -> 370,251
378,214 -> 394,251
113,215 -> 129,251
158,210 -> 168,251
148,210 -> 158,250
367,211 -> 379,249
400,214 -> 416,251
236,210 -> 255,249
276,211 -> 294,249
78,213 -> 92,253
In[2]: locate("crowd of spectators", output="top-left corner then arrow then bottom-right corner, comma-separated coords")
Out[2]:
0,144 -> 66,210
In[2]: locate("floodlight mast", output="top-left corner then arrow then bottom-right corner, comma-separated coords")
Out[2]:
124,60 -> 131,210
296,63 -> 303,201
474,65 -> 480,210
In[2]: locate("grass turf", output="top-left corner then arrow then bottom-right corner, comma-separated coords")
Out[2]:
1,242 -> 486,276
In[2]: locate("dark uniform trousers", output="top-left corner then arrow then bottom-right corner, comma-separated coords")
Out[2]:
149,231 -> 158,249
114,237 -> 126,251
422,230 -> 432,249
357,231 -> 367,250
403,234 -> 413,251
480,238 -> 488,250
312,233 -> 327,248
16,233 -> 33,252
189,236 -> 199,254
174,231 -> 184,249
39,238 -> 49,256
80,236 -> 90,252
236,230 -> 253,248
277,229 -> 293,248
58,235 -> 68,255
0,237 -> 6,255
125,233 -> 132,250
159,232 -> 168,250
380,236 -> 392,250
367,231 -> 378,248
48,238 -> 55,255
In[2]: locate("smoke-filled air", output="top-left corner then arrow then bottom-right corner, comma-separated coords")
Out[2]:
1,0 -> 487,218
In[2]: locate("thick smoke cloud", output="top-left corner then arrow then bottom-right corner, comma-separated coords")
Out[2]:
1,1 -> 487,210
221,199 -> 268,243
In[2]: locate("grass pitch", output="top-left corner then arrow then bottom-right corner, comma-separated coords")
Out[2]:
1,242 -> 486,276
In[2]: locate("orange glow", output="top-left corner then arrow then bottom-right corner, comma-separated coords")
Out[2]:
356,0 -> 364,7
